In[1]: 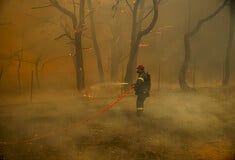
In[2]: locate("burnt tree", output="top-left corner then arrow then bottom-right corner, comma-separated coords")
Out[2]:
124,0 -> 159,84
87,0 -> 104,82
179,0 -> 229,90
110,0 -> 128,81
49,0 -> 85,91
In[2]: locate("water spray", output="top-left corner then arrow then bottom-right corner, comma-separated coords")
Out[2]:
90,82 -> 129,89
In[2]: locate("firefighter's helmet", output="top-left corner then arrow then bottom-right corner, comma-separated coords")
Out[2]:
136,64 -> 144,70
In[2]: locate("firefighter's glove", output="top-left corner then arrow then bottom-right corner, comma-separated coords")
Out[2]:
130,83 -> 135,88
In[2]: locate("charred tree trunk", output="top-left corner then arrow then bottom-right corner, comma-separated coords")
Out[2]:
49,0 -> 85,91
110,1 -> 125,81
87,0 -> 104,82
223,0 -> 235,86
124,0 -> 139,84
179,33 -> 191,90
74,32 -> 85,90
179,0 -> 228,90
124,0 -> 159,83
75,0 -> 85,90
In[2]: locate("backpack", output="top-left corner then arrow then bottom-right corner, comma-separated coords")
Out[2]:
145,72 -> 151,92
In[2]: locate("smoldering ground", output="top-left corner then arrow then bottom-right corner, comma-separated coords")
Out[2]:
0,86 -> 235,160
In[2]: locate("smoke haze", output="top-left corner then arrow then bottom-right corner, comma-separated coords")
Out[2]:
0,0 -> 235,159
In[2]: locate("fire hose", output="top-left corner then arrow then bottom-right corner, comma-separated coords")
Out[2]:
0,87 -> 134,146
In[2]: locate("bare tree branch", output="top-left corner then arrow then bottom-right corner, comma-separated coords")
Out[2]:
138,0 -> 158,36
55,33 -> 74,40
125,0 -> 133,13
137,8 -> 153,24
32,4 -> 53,9
112,0 -> 120,17
49,0 -> 77,29
189,0 -> 229,36
72,0 -> 76,16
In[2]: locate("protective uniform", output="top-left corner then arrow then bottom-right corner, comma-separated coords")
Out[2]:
134,65 -> 150,116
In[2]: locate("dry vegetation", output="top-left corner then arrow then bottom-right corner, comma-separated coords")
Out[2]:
0,86 -> 235,160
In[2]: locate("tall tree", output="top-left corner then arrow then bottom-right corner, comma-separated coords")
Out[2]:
0,51 -> 42,90
124,0 -> 159,84
87,0 -> 104,82
110,1 -> 121,81
110,0 -> 127,81
179,0 -> 229,90
223,0 -> 235,86
48,0 -> 85,91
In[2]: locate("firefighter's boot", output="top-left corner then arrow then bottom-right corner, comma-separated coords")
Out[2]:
136,107 -> 144,116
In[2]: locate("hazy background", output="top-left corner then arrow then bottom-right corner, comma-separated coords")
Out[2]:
1,1 -> 235,159
0,0 -> 234,93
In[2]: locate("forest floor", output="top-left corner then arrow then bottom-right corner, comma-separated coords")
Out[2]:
0,86 -> 235,160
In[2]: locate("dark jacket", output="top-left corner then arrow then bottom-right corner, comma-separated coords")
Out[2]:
134,71 -> 150,96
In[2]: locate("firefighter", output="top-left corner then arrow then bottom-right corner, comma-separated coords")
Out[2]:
133,64 -> 150,116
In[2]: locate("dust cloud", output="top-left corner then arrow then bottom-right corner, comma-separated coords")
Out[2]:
1,0 -> 235,160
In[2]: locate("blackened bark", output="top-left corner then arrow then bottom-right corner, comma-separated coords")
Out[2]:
179,33 -> 191,90
75,0 -> 85,90
124,0 -> 140,84
124,0 -> 158,84
49,0 -> 85,91
74,32 -> 84,90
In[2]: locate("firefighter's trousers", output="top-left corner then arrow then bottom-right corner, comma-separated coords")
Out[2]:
136,95 -> 147,115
